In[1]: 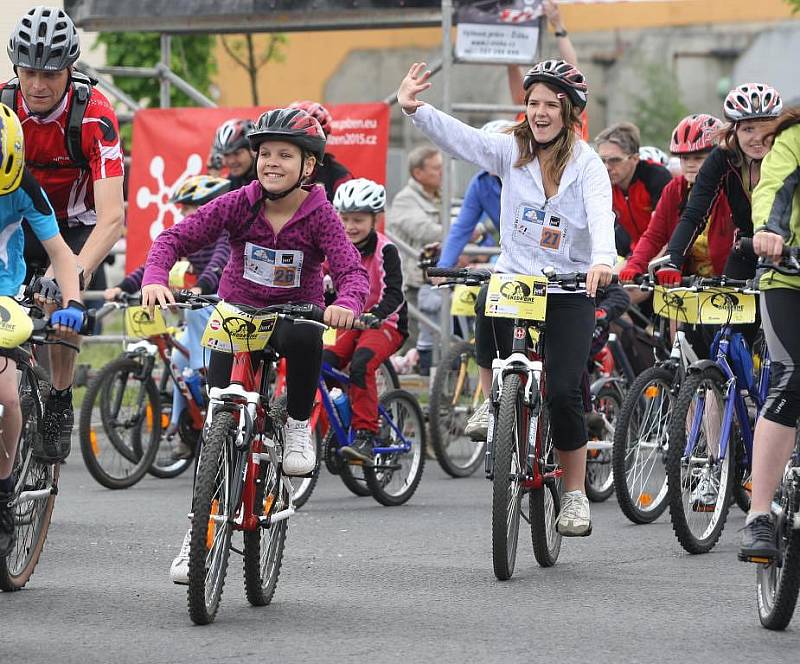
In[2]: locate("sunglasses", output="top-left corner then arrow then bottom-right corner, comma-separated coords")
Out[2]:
599,155 -> 634,166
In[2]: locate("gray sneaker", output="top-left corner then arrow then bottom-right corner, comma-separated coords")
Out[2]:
465,399 -> 491,441
556,490 -> 592,537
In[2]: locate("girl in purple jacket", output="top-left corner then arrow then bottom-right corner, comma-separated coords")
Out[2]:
141,109 -> 369,482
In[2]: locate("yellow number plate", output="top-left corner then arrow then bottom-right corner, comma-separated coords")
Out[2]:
125,306 -> 168,338
0,296 -> 33,349
450,285 -> 480,317
485,274 -> 547,321
322,327 -> 337,346
200,302 -> 278,353
653,287 -> 699,324
696,289 -> 757,324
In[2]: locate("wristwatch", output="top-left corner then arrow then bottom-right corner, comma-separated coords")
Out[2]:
554,29 -> 568,38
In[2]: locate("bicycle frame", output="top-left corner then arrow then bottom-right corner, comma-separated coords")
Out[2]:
684,325 -> 770,469
317,362 -> 413,457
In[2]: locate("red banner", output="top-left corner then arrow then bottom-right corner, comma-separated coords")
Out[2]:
127,103 -> 390,272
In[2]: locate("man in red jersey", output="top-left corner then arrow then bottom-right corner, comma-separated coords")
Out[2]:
2,6 -> 124,462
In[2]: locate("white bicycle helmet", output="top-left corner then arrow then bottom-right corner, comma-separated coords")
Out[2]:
639,146 -> 669,166
723,83 -> 782,122
333,178 -> 386,214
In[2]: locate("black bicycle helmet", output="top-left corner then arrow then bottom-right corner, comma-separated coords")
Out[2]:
523,59 -> 588,110
248,108 -> 326,162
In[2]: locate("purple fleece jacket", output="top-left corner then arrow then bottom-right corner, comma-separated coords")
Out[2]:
142,182 -> 368,314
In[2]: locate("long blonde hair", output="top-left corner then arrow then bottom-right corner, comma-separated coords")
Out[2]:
512,81 -> 582,185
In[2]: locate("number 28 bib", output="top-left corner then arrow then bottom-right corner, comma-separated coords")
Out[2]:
243,242 -> 303,288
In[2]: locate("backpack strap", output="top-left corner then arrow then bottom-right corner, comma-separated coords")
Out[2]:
0,78 -> 19,111
65,73 -> 93,169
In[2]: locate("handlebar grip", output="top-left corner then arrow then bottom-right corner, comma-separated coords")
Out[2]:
736,236 -> 793,258
426,267 -> 469,279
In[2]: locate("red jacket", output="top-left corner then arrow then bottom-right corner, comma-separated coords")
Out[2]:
626,175 -> 734,275
613,160 -> 672,252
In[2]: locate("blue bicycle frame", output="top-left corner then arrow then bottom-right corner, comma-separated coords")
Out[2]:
318,362 -> 413,456
684,325 -> 770,467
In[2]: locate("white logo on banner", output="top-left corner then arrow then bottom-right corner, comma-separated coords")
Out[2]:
135,154 -> 203,240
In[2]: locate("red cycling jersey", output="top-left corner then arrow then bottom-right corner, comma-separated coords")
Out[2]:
3,84 -> 124,225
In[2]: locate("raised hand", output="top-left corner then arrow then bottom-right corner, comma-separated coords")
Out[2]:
397,62 -> 433,115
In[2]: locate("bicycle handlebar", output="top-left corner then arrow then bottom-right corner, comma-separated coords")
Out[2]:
172,291 -> 327,326
427,266 -> 619,290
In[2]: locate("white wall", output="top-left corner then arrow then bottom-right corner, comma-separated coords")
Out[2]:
0,0 -> 105,82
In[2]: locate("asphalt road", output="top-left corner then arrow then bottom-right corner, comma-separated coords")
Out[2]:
3,457 -> 799,664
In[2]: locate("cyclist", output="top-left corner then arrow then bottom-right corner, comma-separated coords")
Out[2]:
740,108 -> 800,561
105,175 -> 232,459
0,104 -> 84,555
141,108 -> 369,476
595,122 -> 672,258
212,118 -> 256,189
620,114 -> 733,283
436,120 -> 513,270
398,59 -> 615,536
323,178 -> 407,463
659,83 -> 783,285
288,100 -> 353,201
3,6 -> 125,462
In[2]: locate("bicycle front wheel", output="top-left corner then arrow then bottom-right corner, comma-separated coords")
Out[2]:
187,411 -> 235,625
78,357 -> 161,489
666,367 -> 734,554
0,395 -> 59,591
612,366 -> 675,524
365,389 -> 426,506
529,402 -> 563,568
429,341 -> 485,478
492,374 -> 526,580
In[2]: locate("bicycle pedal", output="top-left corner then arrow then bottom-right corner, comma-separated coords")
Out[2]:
691,502 -> 716,513
738,553 -> 774,565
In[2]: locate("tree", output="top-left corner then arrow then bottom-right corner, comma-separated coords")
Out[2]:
786,0 -> 800,12
630,61 -> 689,150
220,34 -> 287,106
93,32 -> 216,108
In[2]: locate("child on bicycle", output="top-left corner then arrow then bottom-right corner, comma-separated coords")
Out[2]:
323,178 -> 407,463
0,103 -> 84,556
105,175 -> 232,459
398,60 -> 616,536
141,108 -> 369,477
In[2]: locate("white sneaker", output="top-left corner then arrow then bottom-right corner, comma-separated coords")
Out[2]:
282,417 -> 315,476
465,399 -> 491,441
556,490 -> 592,537
169,528 -> 191,585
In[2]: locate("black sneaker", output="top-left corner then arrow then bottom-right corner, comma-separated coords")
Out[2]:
341,430 -> 375,464
0,490 -> 15,558
739,515 -> 778,563
34,391 -> 74,462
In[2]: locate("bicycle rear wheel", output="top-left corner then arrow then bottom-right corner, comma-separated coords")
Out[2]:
585,385 -> 622,502
429,341 -> 485,478
492,374 -> 526,580
78,357 -> 161,489
666,367 -> 734,554
149,369 -> 196,479
365,389 -> 426,506
529,402 -> 563,567
187,411 -> 235,625
0,394 -> 59,591
243,457 -> 288,606
612,366 -> 674,524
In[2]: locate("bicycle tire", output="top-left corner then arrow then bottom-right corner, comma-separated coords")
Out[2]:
78,357 -> 161,490
365,389 -> 426,506
323,430 -> 373,497
377,358 -> 400,394
585,385 -> 622,502
243,458 -> 288,606
757,477 -> 800,630
271,395 -> 322,509
429,341 -> 485,478
529,402 -> 563,568
666,367 -> 735,554
491,374 -> 525,580
0,394 -> 59,591
149,370 -> 197,479
612,366 -> 675,524
187,411 -> 235,625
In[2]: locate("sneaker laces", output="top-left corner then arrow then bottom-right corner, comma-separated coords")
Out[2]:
285,418 -> 311,455
176,530 -> 191,561
560,491 -> 585,521
747,515 -> 774,541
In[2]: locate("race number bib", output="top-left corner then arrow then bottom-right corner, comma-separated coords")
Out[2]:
450,285 -> 480,317
243,243 -> 303,289
513,204 -> 567,255
125,306 -> 168,338
485,274 -> 548,321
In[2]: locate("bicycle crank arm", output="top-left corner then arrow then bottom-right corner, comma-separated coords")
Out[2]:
372,462 -> 403,471
586,440 -> 613,451
14,485 -> 57,506
259,507 -> 294,527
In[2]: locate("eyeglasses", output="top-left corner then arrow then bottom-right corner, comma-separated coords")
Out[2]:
599,155 -> 634,166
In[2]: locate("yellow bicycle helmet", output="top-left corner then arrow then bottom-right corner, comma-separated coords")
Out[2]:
0,103 -> 24,194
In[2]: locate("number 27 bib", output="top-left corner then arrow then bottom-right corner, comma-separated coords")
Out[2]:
243,242 -> 303,288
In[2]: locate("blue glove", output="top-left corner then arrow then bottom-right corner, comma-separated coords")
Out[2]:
51,300 -> 86,332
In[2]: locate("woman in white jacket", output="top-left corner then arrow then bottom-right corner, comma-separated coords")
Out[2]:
398,60 -> 615,536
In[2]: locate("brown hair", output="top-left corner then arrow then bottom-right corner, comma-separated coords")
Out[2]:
407,144 -> 440,175
768,107 -> 800,142
512,81 -> 581,185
